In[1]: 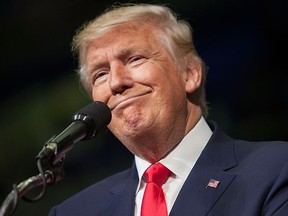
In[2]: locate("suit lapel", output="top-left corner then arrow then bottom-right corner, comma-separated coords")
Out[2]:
170,123 -> 238,216
99,123 -> 238,216
100,163 -> 139,216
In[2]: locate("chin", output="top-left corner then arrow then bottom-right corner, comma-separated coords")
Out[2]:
111,119 -> 155,141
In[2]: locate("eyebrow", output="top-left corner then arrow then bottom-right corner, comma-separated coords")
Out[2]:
87,46 -> 149,74
87,59 -> 109,74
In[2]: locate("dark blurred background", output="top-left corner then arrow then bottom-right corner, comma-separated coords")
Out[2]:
0,0 -> 287,215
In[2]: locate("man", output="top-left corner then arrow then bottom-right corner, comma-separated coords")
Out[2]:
49,3 -> 288,216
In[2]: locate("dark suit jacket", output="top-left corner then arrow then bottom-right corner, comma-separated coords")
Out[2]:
49,123 -> 288,216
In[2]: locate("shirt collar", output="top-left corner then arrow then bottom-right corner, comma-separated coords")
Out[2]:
135,116 -> 213,181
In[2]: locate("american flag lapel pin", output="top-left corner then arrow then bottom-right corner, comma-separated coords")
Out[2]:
206,178 -> 220,189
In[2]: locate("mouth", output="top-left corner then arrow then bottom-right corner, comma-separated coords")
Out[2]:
109,91 -> 151,111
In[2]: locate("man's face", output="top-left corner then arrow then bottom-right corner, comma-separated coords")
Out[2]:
84,23 -> 197,157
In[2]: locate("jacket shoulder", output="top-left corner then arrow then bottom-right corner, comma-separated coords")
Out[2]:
49,166 -> 136,216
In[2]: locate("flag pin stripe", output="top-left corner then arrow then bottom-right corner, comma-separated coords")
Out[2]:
206,178 -> 220,189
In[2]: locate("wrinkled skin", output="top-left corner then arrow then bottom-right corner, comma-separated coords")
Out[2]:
85,23 -> 202,162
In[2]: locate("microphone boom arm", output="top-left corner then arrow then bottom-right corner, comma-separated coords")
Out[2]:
0,154 -> 65,216
0,101 -> 112,216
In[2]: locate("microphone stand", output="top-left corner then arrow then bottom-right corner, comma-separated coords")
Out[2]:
0,101 -> 111,216
0,137 -> 65,216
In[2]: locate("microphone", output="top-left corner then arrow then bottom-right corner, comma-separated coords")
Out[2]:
36,101 -> 112,164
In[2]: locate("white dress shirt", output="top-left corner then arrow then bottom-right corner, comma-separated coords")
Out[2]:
134,117 -> 213,216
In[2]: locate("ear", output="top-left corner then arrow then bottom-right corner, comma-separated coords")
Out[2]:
184,59 -> 202,94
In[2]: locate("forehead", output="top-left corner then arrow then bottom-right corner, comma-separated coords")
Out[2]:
86,23 -> 161,57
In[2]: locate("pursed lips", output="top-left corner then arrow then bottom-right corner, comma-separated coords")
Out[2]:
109,91 -> 152,111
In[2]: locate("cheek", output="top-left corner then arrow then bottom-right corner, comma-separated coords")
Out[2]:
91,86 -> 110,104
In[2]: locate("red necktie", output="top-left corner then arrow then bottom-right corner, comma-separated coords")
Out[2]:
141,163 -> 171,216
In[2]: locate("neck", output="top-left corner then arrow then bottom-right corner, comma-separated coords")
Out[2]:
132,106 -> 202,163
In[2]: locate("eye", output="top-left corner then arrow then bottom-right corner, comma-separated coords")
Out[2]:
92,70 -> 109,85
128,55 -> 146,66
131,56 -> 143,62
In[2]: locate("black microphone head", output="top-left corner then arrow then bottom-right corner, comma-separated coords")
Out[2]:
73,101 -> 112,140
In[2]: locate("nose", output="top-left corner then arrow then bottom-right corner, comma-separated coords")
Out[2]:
109,61 -> 133,95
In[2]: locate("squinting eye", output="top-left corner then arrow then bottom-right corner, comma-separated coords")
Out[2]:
96,72 -> 107,79
129,56 -> 145,65
131,56 -> 143,62
93,71 -> 109,85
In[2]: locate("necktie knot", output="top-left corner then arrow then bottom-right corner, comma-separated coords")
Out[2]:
144,163 -> 171,187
